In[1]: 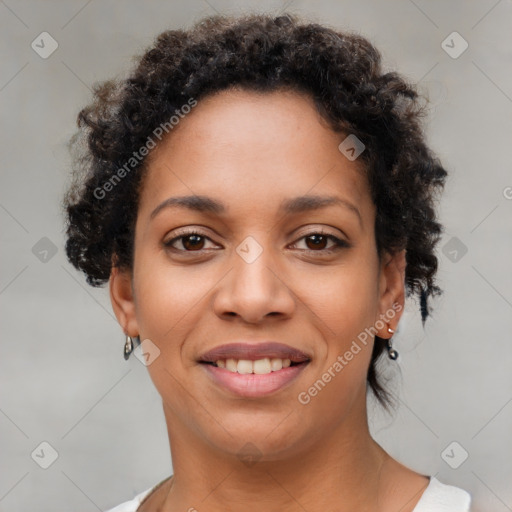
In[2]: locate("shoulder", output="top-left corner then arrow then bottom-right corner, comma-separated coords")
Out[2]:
103,486 -> 157,512
104,476 -> 173,512
413,476 -> 472,512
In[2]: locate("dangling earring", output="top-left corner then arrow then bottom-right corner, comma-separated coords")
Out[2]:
124,335 -> 141,360
386,327 -> 399,360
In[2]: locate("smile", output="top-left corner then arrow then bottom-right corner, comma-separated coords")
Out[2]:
209,357 -> 294,374
200,359 -> 310,398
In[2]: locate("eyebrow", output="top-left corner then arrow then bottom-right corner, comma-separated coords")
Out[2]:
149,194 -> 362,226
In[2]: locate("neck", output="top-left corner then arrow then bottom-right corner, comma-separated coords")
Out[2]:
159,391 -> 393,512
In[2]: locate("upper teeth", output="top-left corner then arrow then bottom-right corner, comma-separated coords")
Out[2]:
216,358 -> 292,374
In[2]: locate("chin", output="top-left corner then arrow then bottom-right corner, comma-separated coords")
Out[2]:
200,414 -> 317,463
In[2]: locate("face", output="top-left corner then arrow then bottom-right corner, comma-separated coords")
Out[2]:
110,88 -> 406,461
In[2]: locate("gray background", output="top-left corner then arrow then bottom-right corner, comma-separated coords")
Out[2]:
1,0 -> 511,511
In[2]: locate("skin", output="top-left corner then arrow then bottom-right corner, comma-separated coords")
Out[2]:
110,88 -> 430,511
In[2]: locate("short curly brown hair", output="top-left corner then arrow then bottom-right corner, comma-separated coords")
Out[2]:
63,13 -> 447,411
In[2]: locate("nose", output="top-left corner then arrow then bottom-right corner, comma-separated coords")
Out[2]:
212,237 -> 296,324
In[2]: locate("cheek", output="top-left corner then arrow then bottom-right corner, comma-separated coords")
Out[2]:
297,295 -> 376,426
131,255 -> 205,414
298,349 -> 371,435
132,244 -> 210,340
302,255 -> 380,340
295,252 -> 379,405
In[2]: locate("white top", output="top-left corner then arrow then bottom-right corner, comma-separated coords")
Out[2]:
104,475 -> 471,511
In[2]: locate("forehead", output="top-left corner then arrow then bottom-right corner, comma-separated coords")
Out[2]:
138,88 -> 373,224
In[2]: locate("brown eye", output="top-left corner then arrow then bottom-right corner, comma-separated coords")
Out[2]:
164,232 -> 216,252
181,234 -> 205,251
291,231 -> 350,254
304,234 -> 329,250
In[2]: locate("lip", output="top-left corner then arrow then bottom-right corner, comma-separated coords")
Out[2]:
198,341 -> 311,363
201,362 -> 309,398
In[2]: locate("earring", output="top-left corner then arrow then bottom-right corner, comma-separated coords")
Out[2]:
124,335 -> 141,360
386,327 -> 399,360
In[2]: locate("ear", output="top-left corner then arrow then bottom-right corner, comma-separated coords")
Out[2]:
375,249 -> 406,337
109,266 -> 139,337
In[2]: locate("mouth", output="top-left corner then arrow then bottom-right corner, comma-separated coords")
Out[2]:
198,342 -> 311,397
201,357 -> 305,374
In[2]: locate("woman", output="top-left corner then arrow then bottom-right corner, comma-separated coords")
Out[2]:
63,13 -> 472,512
